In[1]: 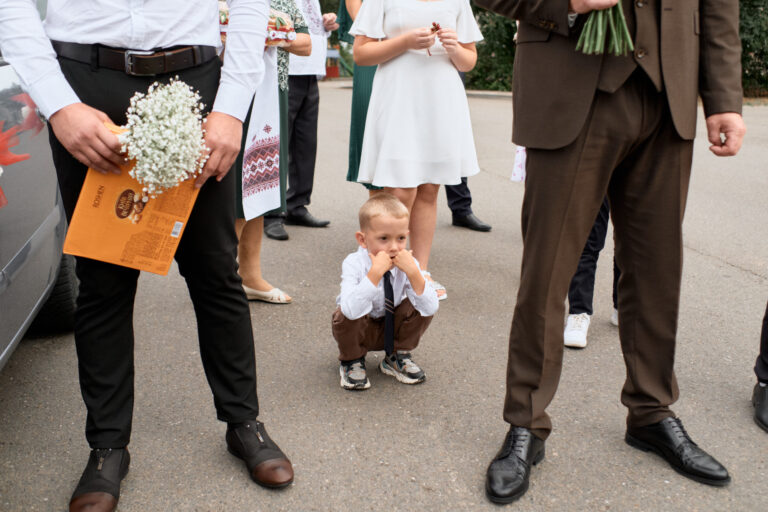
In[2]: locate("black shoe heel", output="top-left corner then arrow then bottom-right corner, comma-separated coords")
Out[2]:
624,434 -> 653,452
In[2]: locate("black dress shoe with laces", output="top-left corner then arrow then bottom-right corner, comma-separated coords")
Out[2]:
285,210 -> 330,228
452,213 -> 492,232
625,417 -> 730,486
753,383 -> 768,433
69,448 -> 130,512
485,427 -> 545,504
227,420 -> 294,488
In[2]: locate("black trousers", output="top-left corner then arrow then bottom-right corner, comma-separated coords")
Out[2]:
50,57 -> 259,448
445,178 -> 473,217
756,300 -> 768,383
567,197 -> 620,315
285,74 -> 320,216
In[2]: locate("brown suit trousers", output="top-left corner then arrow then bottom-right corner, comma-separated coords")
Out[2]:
508,72 -> 693,439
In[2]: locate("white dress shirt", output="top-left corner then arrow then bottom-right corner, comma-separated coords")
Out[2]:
0,0 -> 269,121
336,247 -> 439,321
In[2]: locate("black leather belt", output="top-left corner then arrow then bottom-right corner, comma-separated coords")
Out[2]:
51,41 -> 218,76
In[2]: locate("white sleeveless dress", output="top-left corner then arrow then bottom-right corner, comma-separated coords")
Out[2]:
349,0 -> 483,188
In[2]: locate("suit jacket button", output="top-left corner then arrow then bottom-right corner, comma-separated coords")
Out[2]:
636,1 -> 645,7
635,48 -> 646,59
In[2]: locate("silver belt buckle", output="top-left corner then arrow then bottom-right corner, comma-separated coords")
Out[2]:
124,49 -> 156,76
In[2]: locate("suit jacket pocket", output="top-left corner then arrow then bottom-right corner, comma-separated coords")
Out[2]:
516,22 -> 552,44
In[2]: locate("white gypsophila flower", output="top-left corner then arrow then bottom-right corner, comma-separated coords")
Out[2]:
121,79 -> 209,196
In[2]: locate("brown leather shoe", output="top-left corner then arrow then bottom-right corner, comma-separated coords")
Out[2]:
226,420 -> 293,488
69,448 -> 129,512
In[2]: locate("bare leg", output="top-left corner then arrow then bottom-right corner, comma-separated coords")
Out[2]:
408,184 -> 439,271
383,187 -> 417,212
236,217 -> 291,299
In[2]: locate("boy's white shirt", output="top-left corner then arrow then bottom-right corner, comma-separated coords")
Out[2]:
337,246 -> 439,320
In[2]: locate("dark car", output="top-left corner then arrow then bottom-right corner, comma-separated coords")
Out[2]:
0,0 -> 77,372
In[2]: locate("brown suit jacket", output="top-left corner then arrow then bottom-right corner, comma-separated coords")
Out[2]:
473,0 -> 743,149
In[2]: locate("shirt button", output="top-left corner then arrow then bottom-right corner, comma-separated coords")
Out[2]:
635,48 -> 647,59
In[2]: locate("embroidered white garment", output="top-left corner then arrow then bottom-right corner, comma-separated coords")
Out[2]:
511,146 -> 526,182
241,48 -> 281,220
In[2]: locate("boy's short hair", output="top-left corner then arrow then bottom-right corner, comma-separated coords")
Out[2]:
359,193 -> 410,230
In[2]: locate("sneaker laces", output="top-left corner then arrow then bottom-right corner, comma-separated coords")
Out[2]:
347,361 -> 366,380
396,352 -> 421,373
567,313 -> 589,331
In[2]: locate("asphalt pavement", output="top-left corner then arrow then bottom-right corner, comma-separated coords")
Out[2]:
1,80 -> 766,511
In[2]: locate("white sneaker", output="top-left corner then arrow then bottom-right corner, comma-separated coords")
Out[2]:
564,313 -> 591,348
610,308 -> 619,327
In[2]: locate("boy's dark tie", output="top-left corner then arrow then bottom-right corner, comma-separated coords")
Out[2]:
383,271 -> 395,356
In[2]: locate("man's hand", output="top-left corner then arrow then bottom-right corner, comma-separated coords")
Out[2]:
48,103 -> 123,174
569,0 -> 618,14
196,112 -> 242,188
705,112 -> 746,157
322,13 -> 339,32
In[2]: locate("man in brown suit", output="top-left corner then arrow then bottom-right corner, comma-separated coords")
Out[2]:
472,0 -> 746,503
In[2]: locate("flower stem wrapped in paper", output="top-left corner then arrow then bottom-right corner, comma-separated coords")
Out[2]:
266,9 -> 297,47
64,79 -> 208,275
575,4 -> 634,56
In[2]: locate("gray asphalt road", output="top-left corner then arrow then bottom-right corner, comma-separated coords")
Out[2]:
1,81 -> 766,511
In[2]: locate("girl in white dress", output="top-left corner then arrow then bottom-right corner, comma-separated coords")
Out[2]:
350,0 -> 482,298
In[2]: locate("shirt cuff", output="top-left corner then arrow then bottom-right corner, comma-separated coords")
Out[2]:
27,72 -> 80,119
211,82 -> 255,122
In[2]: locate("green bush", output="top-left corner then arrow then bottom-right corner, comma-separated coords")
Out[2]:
466,6 -> 517,91
740,0 -> 768,97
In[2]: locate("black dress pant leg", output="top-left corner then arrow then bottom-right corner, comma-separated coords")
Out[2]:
50,57 -> 259,446
285,75 -> 319,215
445,177 -> 473,217
755,300 -> 768,383
568,197 -> 610,315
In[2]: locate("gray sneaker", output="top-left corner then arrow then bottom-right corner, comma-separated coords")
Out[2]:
339,358 -> 370,390
379,351 -> 425,384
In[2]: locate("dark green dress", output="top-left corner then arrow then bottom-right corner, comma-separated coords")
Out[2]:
235,1 -> 309,218
337,0 -> 381,191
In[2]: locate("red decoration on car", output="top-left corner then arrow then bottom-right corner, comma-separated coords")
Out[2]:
11,93 -> 44,136
0,121 -> 30,166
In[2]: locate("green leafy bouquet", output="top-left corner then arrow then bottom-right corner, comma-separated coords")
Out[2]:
575,4 -> 634,56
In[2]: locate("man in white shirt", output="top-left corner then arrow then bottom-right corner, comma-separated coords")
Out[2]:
264,0 -> 338,240
0,2 -> 293,510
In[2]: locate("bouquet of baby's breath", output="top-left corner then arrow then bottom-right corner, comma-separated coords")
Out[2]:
121,79 -> 208,196
576,4 -> 634,56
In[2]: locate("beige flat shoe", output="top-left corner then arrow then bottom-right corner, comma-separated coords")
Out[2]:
243,285 -> 292,304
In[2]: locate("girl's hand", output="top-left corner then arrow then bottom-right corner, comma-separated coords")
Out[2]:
405,27 -> 436,50
437,28 -> 459,55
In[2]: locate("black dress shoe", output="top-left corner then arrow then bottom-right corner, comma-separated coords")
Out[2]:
227,420 -> 294,488
452,213 -> 491,232
753,383 -> 768,433
264,220 -> 289,241
626,417 -> 730,486
485,427 -> 545,504
285,210 -> 330,228
69,448 -> 130,512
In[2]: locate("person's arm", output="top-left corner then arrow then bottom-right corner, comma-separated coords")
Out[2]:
472,0 -> 615,37
353,29 -> 435,66
285,33 -> 311,56
345,0 -> 363,20
0,0 -> 122,174
437,29 -> 477,73
338,254 -> 383,320
699,0 -> 745,157
198,0 -> 270,188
